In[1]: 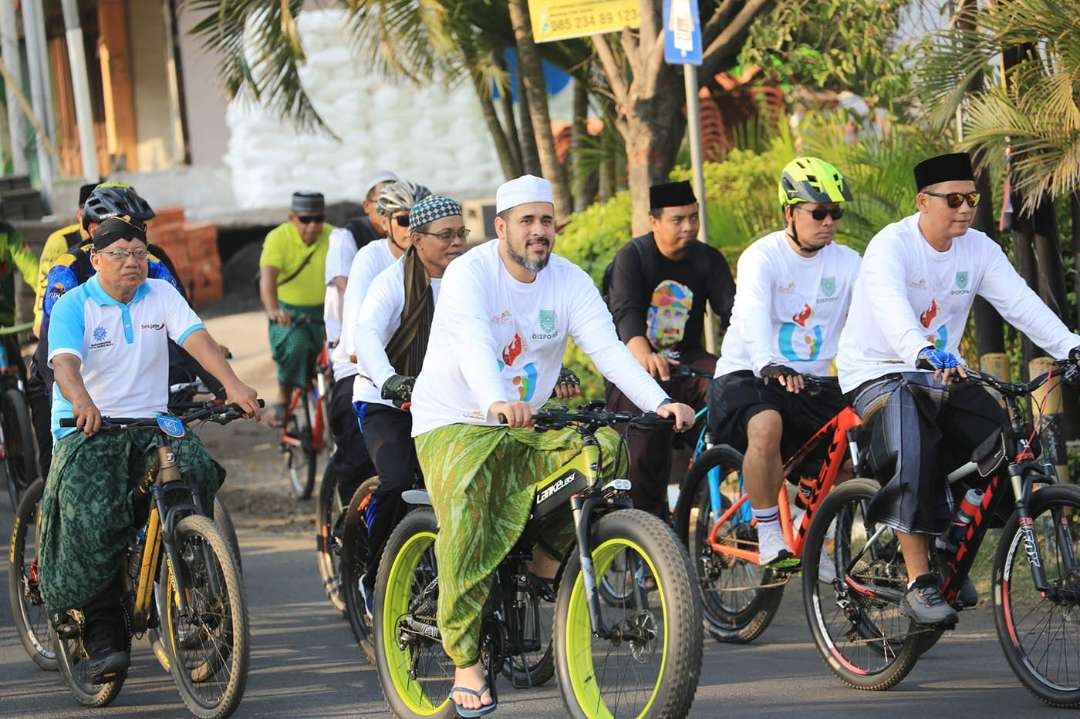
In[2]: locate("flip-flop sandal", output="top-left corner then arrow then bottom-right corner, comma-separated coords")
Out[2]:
267,403 -> 286,428
452,684 -> 497,717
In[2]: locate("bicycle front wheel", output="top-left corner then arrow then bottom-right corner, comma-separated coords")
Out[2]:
162,514 -> 249,719
994,483 -> 1080,708
555,508 -> 703,718
341,476 -> 380,658
316,463 -> 348,614
8,478 -> 56,670
284,391 -> 317,500
673,445 -> 785,643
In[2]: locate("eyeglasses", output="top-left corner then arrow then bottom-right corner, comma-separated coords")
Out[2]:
795,205 -> 844,221
923,191 -> 981,209
95,248 -> 149,261
415,227 -> 471,242
394,214 -> 411,228
297,214 -> 325,224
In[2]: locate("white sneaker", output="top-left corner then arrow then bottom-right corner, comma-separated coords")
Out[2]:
757,523 -> 799,569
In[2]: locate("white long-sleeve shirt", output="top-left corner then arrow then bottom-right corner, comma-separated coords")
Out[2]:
322,226 -> 360,344
352,258 -> 442,406
329,239 -> 397,382
410,239 -> 669,436
713,231 -> 860,378
837,213 -> 1080,393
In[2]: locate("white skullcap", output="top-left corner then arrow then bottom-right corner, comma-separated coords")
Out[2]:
496,174 -> 554,213
361,169 -> 399,200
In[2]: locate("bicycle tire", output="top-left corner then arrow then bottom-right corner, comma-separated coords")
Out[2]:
2,387 -> 37,510
316,463 -> 347,614
500,577 -> 555,689
373,508 -> 457,719
993,483 -> 1080,708
162,514 -> 249,719
673,445 -> 785,643
341,476 -> 381,659
802,478 -> 924,691
555,508 -> 703,718
7,477 -> 56,670
286,393 -> 317,500
52,621 -> 125,707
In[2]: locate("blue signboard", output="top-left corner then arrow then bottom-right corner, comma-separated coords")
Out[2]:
663,0 -> 703,66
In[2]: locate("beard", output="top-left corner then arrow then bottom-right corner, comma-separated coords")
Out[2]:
507,239 -> 550,273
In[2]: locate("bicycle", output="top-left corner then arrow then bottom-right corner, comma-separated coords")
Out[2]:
670,373 -> 858,643
1,322 -> 39,511
50,401 -> 256,718
372,405 -> 703,718
801,361 -> 1080,705
272,316 -> 329,499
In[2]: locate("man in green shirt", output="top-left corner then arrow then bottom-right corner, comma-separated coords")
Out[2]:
259,191 -> 333,425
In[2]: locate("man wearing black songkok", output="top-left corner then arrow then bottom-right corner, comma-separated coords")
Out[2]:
605,180 -> 735,518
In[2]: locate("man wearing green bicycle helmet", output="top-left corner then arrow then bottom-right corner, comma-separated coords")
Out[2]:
711,157 -> 860,569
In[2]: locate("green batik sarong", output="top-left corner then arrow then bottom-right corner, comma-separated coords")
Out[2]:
39,428 -> 225,615
268,301 -> 325,389
415,422 -> 625,668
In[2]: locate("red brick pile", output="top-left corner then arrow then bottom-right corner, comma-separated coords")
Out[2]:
146,209 -> 224,309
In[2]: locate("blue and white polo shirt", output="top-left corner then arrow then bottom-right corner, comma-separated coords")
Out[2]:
47,275 -> 204,438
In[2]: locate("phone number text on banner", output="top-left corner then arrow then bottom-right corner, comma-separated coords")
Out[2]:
529,0 -> 641,43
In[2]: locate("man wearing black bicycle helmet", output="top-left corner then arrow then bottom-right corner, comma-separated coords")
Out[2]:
837,152 -> 1080,625
711,157 -> 860,571
40,214 -> 259,683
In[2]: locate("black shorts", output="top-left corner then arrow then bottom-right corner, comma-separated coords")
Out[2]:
708,370 -> 846,459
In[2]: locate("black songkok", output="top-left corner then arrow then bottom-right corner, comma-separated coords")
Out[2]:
914,153 -> 974,191
649,181 -> 697,210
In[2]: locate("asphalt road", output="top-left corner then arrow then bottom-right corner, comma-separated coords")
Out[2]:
0,488 -> 1067,719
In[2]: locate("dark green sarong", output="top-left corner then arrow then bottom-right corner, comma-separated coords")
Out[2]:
39,428 -> 225,615
268,301 -> 325,389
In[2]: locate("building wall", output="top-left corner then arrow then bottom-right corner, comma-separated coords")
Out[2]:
175,3 -> 230,167
128,0 -> 179,171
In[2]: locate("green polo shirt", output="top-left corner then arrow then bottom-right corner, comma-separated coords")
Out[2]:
259,220 -> 333,307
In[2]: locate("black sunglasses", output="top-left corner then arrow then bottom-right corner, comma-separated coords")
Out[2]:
394,214 -> 411,228
923,191 -> 981,209
297,214 -> 324,224
795,205 -> 844,221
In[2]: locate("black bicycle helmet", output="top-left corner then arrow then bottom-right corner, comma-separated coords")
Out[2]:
82,182 -> 156,229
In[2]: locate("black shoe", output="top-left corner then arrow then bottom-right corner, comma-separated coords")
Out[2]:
902,574 -> 958,626
87,648 -> 130,684
956,575 -> 978,608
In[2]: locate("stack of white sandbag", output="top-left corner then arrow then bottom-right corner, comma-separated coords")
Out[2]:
224,8 -> 507,209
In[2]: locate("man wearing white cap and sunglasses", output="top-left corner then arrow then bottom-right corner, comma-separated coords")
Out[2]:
408,174 -> 695,715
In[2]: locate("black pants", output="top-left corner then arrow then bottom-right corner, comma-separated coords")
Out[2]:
357,401 -> 418,587
326,376 -> 375,504
25,357 -> 52,477
851,373 -> 1005,535
605,348 -> 715,519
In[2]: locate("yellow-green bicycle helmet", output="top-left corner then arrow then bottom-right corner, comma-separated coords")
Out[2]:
778,157 -> 852,206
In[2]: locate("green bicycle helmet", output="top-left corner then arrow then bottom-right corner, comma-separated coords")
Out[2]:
778,157 -> 852,207
82,182 -> 156,229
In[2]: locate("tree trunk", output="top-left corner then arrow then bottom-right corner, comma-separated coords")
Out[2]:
1011,208 -> 1040,378
1030,199 -> 1068,320
516,70 -> 541,176
494,51 -> 523,175
571,78 -> 590,212
1072,191 -> 1080,330
507,0 -> 573,220
598,158 -> 614,201
472,74 -> 519,181
624,69 -> 686,233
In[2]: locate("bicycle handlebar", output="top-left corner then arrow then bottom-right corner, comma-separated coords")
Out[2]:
962,360 -> 1076,398
497,405 -> 674,431
58,399 -> 265,430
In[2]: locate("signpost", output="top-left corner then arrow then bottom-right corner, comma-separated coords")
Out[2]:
662,0 -> 714,353
529,0 -> 640,43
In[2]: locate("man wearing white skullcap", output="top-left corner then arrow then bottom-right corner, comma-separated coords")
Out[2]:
408,174 -> 696,715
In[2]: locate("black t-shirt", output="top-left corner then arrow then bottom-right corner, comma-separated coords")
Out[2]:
345,216 -> 380,252
607,233 -> 735,356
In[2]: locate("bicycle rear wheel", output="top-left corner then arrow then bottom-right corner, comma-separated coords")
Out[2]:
316,464 -> 349,613
341,477 -> 380,659
673,445 -> 785,643
555,509 -> 703,718
2,386 -> 37,510
284,391 -> 317,500
162,514 -> 249,719
994,483 -> 1080,708
501,575 -> 555,688
373,508 -> 456,719
802,478 -> 926,690
8,478 -> 56,670
52,618 -> 125,707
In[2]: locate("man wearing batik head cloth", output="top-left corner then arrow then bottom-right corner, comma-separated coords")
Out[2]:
348,194 -> 468,616
605,180 -> 735,518
409,174 -> 695,715
837,151 -> 1080,626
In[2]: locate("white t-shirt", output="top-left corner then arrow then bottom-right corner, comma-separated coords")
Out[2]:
48,276 -> 204,438
322,226 -> 360,343
714,231 -> 860,378
330,239 -> 398,381
410,240 -> 669,436
837,213 -> 1080,393
352,258 -> 442,406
